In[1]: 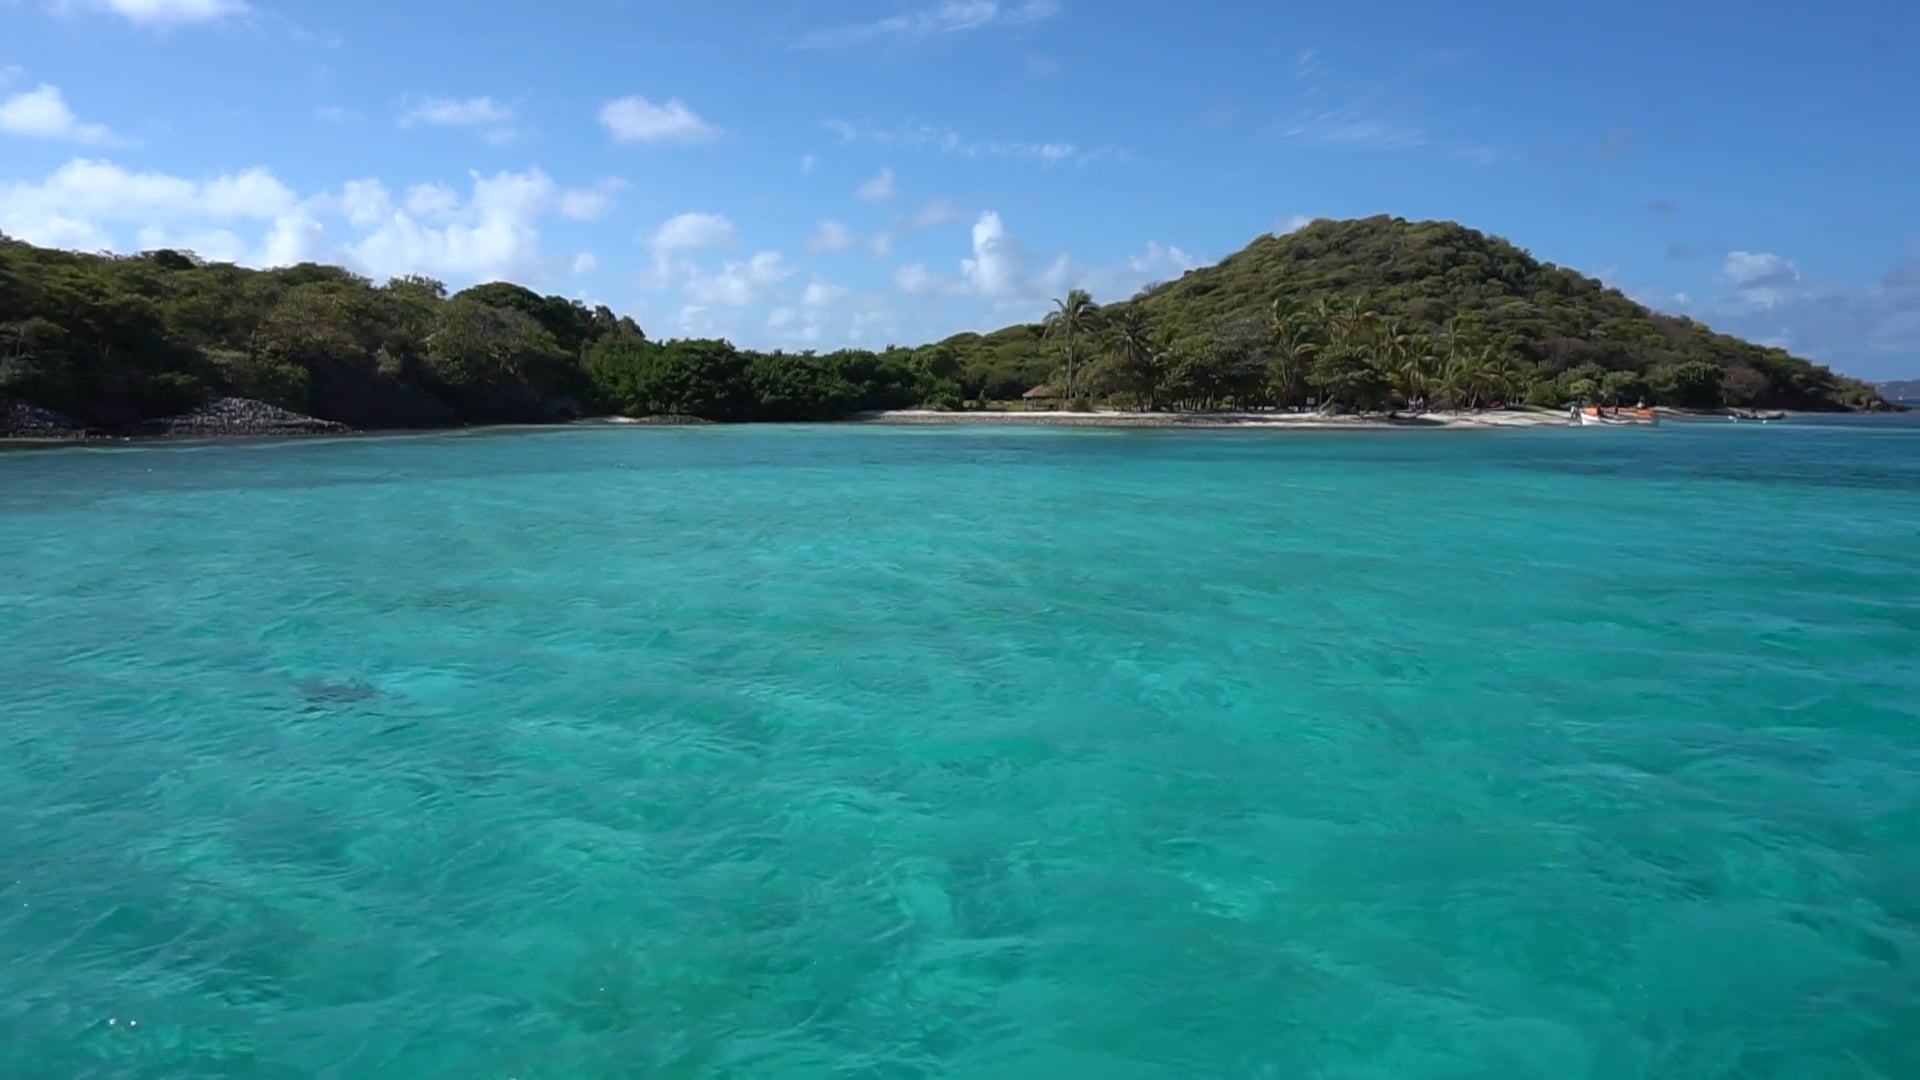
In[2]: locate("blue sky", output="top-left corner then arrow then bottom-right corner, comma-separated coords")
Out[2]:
2,0 -> 1916,377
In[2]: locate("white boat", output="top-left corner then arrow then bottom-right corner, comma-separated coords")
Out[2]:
1574,406 -> 1659,427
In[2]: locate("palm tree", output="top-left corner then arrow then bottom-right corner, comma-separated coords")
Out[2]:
1478,346 -> 1525,405
1043,288 -> 1100,402
1376,319 -> 1428,404
1266,297 -> 1317,408
1105,307 -> 1162,409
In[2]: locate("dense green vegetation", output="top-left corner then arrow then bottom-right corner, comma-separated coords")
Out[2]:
923,217 -> 1887,413
0,215 -> 1887,432
0,237 -> 925,430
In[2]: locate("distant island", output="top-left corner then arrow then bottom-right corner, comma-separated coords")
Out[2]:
0,216 -> 1892,440
1875,379 -> 1920,404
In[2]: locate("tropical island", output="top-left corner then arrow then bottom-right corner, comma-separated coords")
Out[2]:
0,215 -> 1892,441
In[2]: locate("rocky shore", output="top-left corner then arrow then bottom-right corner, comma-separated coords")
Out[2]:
3,403 -> 83,439
139,397 -> 350,438
3,397 -> 350,445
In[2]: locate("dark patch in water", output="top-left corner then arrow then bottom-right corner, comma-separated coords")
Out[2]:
294,678 -> 380,706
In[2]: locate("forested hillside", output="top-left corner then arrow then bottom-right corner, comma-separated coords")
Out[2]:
0,216 -> 1887,434
0,237 -> 924,431
921,216 -> 1887,413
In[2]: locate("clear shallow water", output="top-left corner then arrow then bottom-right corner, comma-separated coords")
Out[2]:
3,419 -> 1919,1079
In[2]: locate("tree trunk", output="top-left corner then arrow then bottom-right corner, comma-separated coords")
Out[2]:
1065,330 -> 1075,401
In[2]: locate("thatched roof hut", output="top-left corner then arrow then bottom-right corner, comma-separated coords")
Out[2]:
1021,384 -> 1057,400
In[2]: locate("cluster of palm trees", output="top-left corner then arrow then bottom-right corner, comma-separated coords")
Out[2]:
1265,295 -> 1531,411
1043,288 -> 1535,412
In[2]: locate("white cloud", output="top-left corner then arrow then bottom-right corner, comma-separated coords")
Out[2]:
870,230 -> 894,258
343,167 -> 562,283
960,210 -> 1028,297
795,0 -> 1059,49
685,250 -> 793,307
397,96 -> 518,144
599,96 -> 719,144
1723,251 -> 1801,307
67,0 -> 248,26
892,214 -> 1212,328
677,304 -> 721,337
808,221 -> 855,251
895,262 -> 938,296
1280,106 -> 1426,150
260,209 -> 325,266
399,96 -> 511,128
0,84 -> 118,145
856,166 -> 897,201
822,119 -> 1111,167
800,153 -> 817,175
0,160 -> 297,246
335,178 -> 392,228
911,198 -> 961,229
1,157 -> 612,285
1724,250 -> 1798,287
557,179 -> 625,221
1274,214 -> 1314,236
648,211 -> 738,253
570,252 -> 598,275
402,182 -> 460,222
803,278 -> 850,307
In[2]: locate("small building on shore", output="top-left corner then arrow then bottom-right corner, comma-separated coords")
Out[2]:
1022,384 -> 1058,409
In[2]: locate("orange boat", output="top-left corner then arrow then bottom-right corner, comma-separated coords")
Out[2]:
1575,406 -> 1659,426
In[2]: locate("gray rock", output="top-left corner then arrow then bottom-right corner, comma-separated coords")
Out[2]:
146,397 -> 350,437
2,403 -> 80,438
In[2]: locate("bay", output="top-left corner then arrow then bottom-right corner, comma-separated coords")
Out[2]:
3,419 -> 1918,1077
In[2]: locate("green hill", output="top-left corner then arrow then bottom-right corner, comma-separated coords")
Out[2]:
921,216 -> 1887,412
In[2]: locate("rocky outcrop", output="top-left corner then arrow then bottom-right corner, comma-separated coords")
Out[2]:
145,397 -> 350,437
2,403 -> 82,438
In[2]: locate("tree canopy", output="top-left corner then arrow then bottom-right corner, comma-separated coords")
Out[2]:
0,215 -> 1888,432
920,216 -> 1888,413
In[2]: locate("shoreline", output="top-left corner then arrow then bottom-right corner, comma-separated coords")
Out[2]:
852,408 -> 1579,430
2,405 -> 1867,452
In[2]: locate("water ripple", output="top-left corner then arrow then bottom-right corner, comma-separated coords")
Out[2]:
2,421 -> 1919,1077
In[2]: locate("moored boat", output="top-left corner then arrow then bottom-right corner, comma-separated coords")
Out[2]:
1574,406 -> 1659,426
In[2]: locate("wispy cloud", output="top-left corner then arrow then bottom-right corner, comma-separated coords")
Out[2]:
63,0 -> 249,27
856,166 -> 897,202
1279,103 -> 1426,150
1454,145 -> 1516,166
1277,51 -> 1429,151
794,0 -> 1060,50
820,118 -> 1123,167
398,95 -> 520,144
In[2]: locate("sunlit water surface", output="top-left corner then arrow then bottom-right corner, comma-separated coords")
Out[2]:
3,418 -> 1918,1077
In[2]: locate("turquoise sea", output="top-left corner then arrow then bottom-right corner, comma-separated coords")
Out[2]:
3,418 -> 1918,1078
